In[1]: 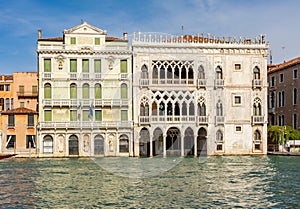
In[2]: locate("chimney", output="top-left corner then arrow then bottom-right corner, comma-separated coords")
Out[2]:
38,29 -> 42,39
123,32 -> 128,41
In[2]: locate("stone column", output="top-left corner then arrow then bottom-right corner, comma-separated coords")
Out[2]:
194,134 -> 197,157
181,133 -> 184,157
150,132 -> 153,157
163,134 -> 166,157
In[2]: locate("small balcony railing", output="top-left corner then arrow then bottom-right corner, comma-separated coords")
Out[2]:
140,79 -> 149,87
43,73 -> 51,80
215,79 -> 224,88
145,79 -> 195,86
69,73 -> 78,79
120,73 -> 128,80
139,116 -> 150,125
252,116 -> 264,125
197,79 -> 206,88
252,79 -> 262,88
197,116 -> 208,125
215,116 -> 225,125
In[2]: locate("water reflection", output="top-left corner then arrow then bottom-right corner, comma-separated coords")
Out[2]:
0,156 -> 299,208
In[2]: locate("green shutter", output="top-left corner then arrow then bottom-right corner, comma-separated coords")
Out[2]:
120,60 -> 127,73
70,59 -> 77,72
94,59 -> 101,73
95,38 -> 100,45
44,110 -> 52,121
82,59 -> 89,72
95,110 -> 102,121
70,110 -> 77,121
44,59 -> 51,72
44,84 -> 51,99
121,110 -> 128,121
121,84 -> 127,99
95,84 -> 102,99
70,84 -> 77,99
83,110 -> 89,121
82,84 -> 89,99
71,37 -> 76,44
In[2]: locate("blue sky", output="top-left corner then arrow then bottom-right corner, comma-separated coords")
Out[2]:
0,0 -> 298,74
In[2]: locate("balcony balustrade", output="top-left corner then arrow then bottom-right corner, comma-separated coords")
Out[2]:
215,116 -> 225,125
252,79 -> 262,88
42,99 -> 129,107
138,115 -> 206,124
214,79 -> 224,88
120,73 -> 128,80
197,116 -> 208,125
197,79 -> 206,88
17,91 -> 38,98
252,116 -> 264,125
39,121 -> 132,130
139,79 -> 195,87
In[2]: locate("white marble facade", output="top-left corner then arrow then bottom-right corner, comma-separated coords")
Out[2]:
37,23 -> 269,157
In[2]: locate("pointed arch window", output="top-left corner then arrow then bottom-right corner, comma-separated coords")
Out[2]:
253,66 -> 260,79
141,64 -> 148,79
198,65 -> 205,79
216,66 -> 223,79
253,98 -> 262,116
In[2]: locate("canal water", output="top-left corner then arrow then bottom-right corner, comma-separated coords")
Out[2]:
0,156 -> 299,208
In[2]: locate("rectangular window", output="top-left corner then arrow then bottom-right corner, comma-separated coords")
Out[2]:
82,59 -> 89,72
235,126 -> 242,132
8,114 -> 15,127
20,102 -> 25,107
294,69 -> 298,79
270,76 -> 275,87
6,135 -> 16,149
95,110 -> 102,121
217,144 -> 223,151
94,59 -> 101,73
32,85 -> 38,96
5,98 -> 10,110
27,114 -> 34,127
121,110 -> 128,121
120,60 -> 127,73
293,114 -> 297,130
44,110 -> 52,121
5,84 -> 10,91
95,37 -> 100,45
71,37 -> 76,44
19,85 -> 24,96
26,135 -> 36,148
70,59 -> 77,72
44,59 -> 51,72
234,64 -> 241,70
234,96 -> 241,105
0,85 -> 4,91
83,110 -> 89,121
70,110 -> 77,121
279,73 -> 284,83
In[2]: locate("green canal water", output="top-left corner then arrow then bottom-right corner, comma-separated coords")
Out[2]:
0,156 -> 299,208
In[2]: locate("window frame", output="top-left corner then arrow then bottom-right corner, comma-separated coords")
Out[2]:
27,114 -> 34,128
8,114 -> 15,128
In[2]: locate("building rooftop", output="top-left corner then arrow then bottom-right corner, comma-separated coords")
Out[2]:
268,57 -> 300,73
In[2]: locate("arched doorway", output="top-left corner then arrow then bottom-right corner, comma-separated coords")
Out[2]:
43,135 -> 53,154
94,134 -> 104,155
139,128 -> 150,157
119,134 -> 129,153
69,135 -> 79,155
184,127 -> 194,156
153,128 -> 163,156
197,128 -> 207,156
166,127 -> 181,156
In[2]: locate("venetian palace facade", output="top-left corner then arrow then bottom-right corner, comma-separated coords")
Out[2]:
37,22 -> 269,157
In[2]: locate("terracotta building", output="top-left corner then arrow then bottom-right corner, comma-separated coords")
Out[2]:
0,72 -> 38,156
268,57 -> 300,130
